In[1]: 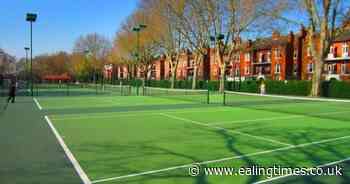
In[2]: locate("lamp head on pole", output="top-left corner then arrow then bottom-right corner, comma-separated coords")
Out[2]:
26,13 -> 37,22
24,47 -> 30,51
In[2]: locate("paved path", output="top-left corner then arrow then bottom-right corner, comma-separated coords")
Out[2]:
0,97 -> 81,184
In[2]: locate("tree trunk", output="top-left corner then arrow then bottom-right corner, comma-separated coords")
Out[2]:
192,65 -> 198,89
170,64 -> 177,89
310,57 -> 323,97
219,63 -> 226,92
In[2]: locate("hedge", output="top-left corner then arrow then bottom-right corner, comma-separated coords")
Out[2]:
265,80 -> 311,96
322,80 -> 350,99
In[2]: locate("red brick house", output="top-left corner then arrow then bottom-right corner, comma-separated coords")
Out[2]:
108,26 -> 350,83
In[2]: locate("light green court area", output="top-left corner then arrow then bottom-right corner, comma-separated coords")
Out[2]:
36,92 -> 350,184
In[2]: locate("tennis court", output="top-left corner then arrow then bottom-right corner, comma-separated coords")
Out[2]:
34,86 -> 350,184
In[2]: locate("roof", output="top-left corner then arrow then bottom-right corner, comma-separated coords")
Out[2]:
42,73 -> 71,81
252,36 -> 289,50
334,31 -> 350,42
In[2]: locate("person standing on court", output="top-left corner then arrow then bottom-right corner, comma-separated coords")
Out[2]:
7,79 -> 17,103
260,80 -> 266,95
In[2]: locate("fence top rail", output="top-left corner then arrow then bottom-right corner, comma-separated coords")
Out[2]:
145,87 -> 208,93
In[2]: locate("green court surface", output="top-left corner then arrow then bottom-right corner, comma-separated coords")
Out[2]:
32,89 -> 350,184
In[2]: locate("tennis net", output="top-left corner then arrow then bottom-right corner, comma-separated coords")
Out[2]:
223,90 -> 350,121
103,84 -> 131,96
143,87 -> 209,104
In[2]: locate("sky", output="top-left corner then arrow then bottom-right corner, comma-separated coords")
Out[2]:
0,0 -> 139,59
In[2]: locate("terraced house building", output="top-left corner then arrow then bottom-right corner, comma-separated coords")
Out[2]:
113,26 -> 350,82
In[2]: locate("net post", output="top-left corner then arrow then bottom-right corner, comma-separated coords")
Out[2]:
206,80 -> 210,104
120,81 -> 123,96
223,91 -> 226,106
66,81 -> 70,96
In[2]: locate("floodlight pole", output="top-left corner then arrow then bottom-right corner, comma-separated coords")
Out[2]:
26,13 -> 37,97
132,24 -> 146,83
24,47 -> 30,90
30,21 -> 33,96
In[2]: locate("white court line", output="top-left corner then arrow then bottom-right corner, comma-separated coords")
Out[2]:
33,98 -> 42,110
91,135 -> 350,183
212,110 -> 350,126
44,116 -> 91,184
160,113 -> 292,147
50,108 -> 232,121
254,156 -> 350,184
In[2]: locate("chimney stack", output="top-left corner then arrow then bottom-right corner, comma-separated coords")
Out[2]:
272,30 -> 280,40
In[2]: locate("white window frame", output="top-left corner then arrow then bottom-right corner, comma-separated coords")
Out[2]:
307,63 -> 314,73
275,48 -> 281,59
293,50 -> 298,60
307,47 -> 312,57
294,64 -> 298,73
259,52 -> 262,62
235,67 -> 240,76
341,64 -> 348,74
342,43 -> 349,57
275,63 -> 281,74
244,53 -> 250,61
267,51 -> 271,62
245,66 -> 250,75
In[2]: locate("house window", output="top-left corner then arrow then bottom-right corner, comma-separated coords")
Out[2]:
294,64 -> 298,74
275,48 -> 281,59
293,49 -> 298,60
235,68 -> 240,76
330,46 -> 334,53
307,63 -> 314,73
342,43 -> 349,57
307,47 -> 312,57
267,51 -> 271,62
244,53 -> 250,61
275,63 -> 281,74
259,52 -> 262,62
341,64 -> 348,74
233,54 -> 240,63
327,64 -> 336,73
245,66 -> 250,75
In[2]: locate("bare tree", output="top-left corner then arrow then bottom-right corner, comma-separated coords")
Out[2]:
203,0 -> 281,92
144,0 -> 187,88
73,33 -> 112,82
303,0 -> 343,96
167,0 -> 211,89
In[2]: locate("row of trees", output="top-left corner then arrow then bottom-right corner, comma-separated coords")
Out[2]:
112,0 -> 348,96
25,0 -> 349,96
20,33 -> 112,81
